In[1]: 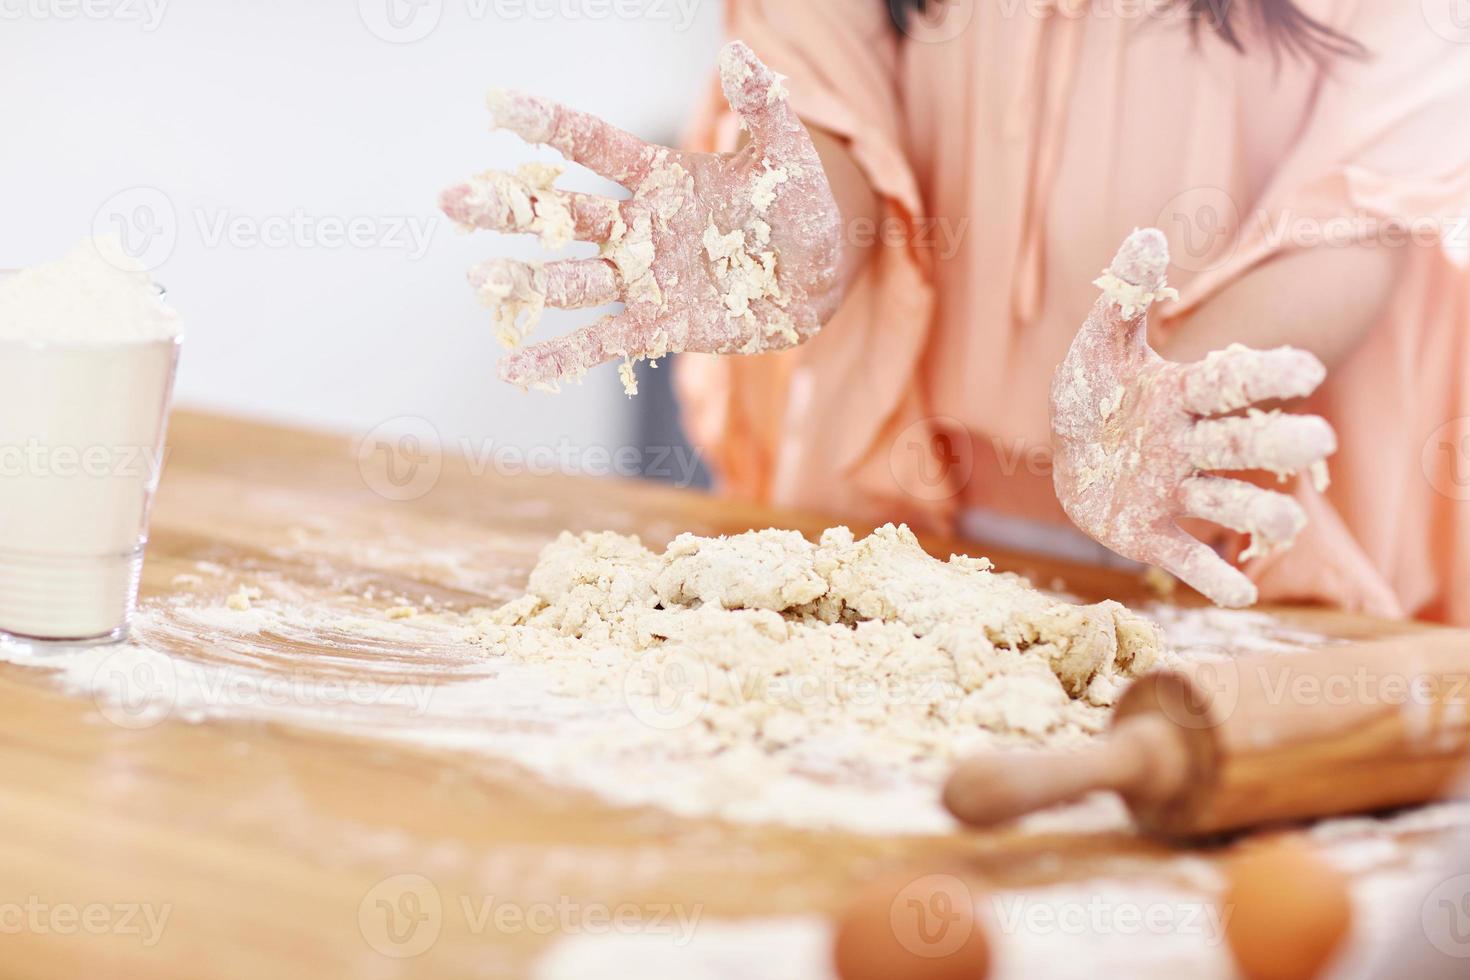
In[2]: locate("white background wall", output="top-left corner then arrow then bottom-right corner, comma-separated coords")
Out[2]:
0,0 -> 724,456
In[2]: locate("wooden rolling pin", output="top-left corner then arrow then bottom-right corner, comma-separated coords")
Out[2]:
944,630 -> 1470,839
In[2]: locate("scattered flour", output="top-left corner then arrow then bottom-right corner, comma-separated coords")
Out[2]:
533,800 -> 1470,980
0,537 -> 1358,835
534,879 -> 1241,980
9,528 -> 1463,976
537,918 -> 832,980
1143,603 -> 1328,656
0,237 -> 180,343
225,584 -> 261,611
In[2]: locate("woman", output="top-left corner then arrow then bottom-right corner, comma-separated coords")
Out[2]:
442,1 -> 1470,623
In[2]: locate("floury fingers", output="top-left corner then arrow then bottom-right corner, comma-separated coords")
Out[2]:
439,41 -> 846,394
1051,228 -> 1336,608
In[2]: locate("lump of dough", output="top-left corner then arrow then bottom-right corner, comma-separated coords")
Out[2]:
483,523 -> 1166,753
654,528 -> 826,611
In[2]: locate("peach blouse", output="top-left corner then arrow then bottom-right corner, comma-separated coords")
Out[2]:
676,0 -> 1470,623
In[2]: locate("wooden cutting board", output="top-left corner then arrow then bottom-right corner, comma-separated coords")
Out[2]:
0,410 -> 1455,980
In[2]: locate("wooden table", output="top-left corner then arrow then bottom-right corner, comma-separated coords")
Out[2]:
0,411 -> 1455,979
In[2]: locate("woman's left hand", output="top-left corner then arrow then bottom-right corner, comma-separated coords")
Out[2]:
1050,229 -> 1337,608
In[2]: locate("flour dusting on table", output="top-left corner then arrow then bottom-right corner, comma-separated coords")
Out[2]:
0,524 -> 1341,835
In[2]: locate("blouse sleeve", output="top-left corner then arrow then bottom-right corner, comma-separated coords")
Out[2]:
1177,3 -> 1470,618
687,0 -> 924,217
1174,1 -> 1470,311
677,0 -> 949,524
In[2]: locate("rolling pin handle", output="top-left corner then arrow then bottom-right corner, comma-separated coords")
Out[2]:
943,715 -> 1191,828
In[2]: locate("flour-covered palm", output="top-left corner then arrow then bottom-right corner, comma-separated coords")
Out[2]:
439,41 -> 844,393
1051,229 -> 1337,608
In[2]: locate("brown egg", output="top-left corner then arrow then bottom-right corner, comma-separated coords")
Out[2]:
1223,840 -> 1354,980
833,871 -> 991,980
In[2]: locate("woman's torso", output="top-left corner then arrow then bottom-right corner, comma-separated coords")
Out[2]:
896,2 -> 1328,520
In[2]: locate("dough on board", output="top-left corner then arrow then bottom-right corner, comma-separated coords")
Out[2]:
479,524 -> 1165,756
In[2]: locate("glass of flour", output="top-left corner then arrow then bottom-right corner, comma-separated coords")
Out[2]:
0,240 -> 182,645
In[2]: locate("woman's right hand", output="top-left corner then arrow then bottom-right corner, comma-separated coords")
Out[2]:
1051,229 -> 1336,608
440,41 -> 846,393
